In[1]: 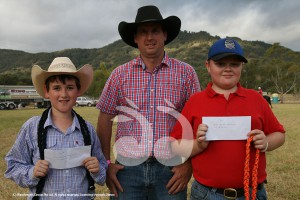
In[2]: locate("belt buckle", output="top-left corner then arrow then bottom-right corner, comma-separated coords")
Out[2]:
223,188 -> 237,199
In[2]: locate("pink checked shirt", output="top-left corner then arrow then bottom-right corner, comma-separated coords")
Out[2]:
97,53 -> 200,159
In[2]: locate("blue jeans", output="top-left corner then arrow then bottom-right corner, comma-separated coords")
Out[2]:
111,157 -> 187,200
190,180 -> 267,200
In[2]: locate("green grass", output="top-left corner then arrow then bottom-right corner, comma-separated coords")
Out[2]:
1,104 -> 299,199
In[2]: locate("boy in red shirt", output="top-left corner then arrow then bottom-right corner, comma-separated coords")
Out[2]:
171,38 -> 285,200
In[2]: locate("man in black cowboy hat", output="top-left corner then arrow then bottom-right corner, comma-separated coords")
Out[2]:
96,5 -> 201,199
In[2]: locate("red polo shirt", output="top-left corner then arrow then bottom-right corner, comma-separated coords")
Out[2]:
171,82 -> 285,188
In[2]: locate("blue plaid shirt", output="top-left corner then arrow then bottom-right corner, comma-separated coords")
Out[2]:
5,110 -> 107,199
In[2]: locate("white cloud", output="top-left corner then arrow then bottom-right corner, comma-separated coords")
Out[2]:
0,0 -> 299,52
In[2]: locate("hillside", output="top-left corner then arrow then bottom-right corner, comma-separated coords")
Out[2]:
1,30 -> 300,96
0,31 -> 274,71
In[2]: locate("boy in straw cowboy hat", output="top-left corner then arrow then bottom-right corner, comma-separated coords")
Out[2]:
96,5 -> 200,200
5,57 -> 107,199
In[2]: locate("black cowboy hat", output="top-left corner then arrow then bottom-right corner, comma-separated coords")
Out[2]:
118,5 -> 181,48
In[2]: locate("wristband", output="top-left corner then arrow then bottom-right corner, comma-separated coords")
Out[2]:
261,141 -> 268,152
106,160 -> 111,165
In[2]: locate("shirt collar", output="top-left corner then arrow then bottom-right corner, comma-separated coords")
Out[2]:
206,82 -> 247,98
44,108 -> 81,131
44,108 -> 53,128
132,52 -> 170,70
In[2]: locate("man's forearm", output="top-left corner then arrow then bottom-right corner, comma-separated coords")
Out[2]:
96,111 -> 115,159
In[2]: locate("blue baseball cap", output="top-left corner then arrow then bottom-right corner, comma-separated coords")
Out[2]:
208,38 -> 248,63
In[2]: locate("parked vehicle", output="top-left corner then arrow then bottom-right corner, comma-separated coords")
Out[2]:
0,101 -> 17,110
76,96 -> 98,107
0,85 -> 49,109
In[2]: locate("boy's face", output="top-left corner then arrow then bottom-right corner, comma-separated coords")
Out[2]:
44,77 -> 80,114
205,56 -> 243,91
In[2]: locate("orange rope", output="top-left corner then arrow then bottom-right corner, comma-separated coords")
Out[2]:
244,136 -> 260,200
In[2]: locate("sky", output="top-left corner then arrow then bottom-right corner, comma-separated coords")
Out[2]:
0,0 -> 299,53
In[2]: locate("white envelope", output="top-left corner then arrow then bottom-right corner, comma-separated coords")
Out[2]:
202,116 -> 251,141
44,145 -> 91,169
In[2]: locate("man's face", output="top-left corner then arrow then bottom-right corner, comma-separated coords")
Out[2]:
134,22 -> 167,59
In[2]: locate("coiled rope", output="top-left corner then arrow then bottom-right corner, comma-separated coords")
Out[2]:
244,135 -> 260,200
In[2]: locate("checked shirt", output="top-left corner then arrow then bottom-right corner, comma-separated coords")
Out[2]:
97,53 -> 200,159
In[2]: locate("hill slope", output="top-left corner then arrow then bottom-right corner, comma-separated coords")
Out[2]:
1,30 -> 300,95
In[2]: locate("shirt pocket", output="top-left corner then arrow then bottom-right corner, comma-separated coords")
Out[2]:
46,137 -> 58,150
160,83 -> 184,109
72,134 -> 85,147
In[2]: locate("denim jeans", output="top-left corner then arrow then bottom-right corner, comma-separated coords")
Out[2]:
111,157 -> 187,200
190,180 -> 267,200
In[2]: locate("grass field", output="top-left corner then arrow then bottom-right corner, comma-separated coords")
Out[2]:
0,104 -> 299,199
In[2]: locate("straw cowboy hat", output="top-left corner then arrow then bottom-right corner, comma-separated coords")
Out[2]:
118,5 -> 181,48
31,57 -> 94,98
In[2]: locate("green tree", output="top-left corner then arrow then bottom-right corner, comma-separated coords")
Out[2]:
86,62 -> 113,98
0,74 -> 19,85
271,60 -> 298,103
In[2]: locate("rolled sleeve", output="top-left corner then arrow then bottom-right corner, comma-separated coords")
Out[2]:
96,68 -> 120,115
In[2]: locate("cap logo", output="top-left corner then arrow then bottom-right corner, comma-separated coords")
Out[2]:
224,39 -> 235,49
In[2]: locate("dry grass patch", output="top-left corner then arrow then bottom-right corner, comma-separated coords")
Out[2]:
1,104 -> 299,199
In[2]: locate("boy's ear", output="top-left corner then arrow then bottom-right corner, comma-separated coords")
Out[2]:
205,60 -> 211,73
43,85 -> 50,99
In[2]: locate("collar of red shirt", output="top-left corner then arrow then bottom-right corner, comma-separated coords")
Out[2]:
206,82 -> 247,98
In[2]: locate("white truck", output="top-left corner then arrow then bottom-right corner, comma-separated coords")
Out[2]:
75,97 -> 98,107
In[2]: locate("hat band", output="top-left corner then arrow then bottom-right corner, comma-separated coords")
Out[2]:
49,63 -> 76,72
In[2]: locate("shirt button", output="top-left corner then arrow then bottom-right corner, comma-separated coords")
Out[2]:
151,89 -> 154,92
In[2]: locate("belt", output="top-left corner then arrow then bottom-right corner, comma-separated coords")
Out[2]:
202,183 -> 264,199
